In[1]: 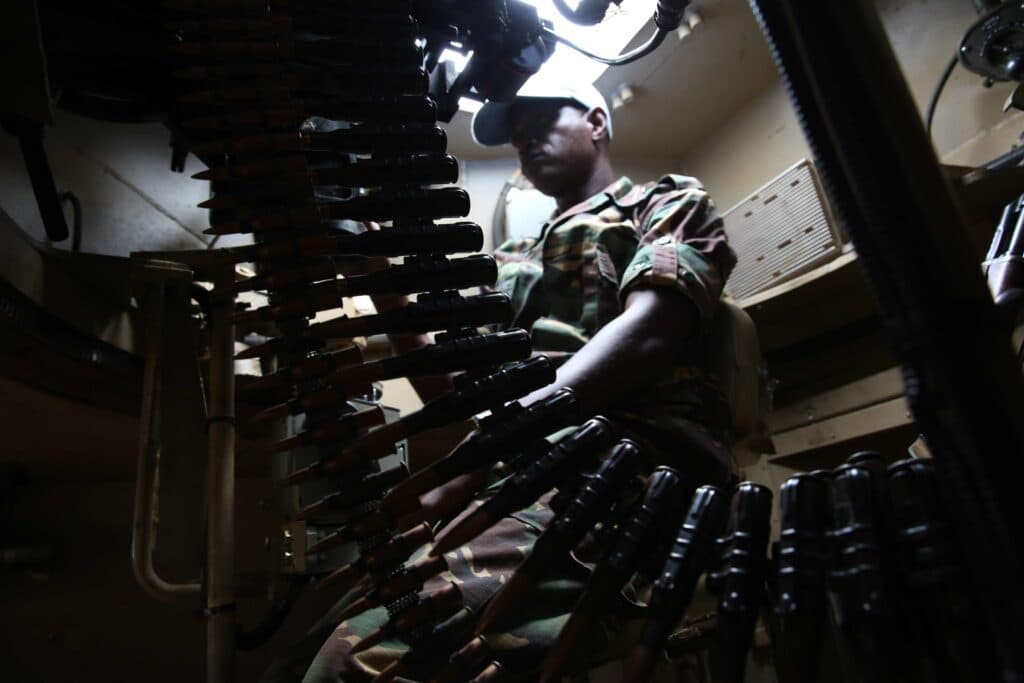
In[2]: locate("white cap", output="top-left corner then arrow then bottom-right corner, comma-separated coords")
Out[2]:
471,78 -> 613,147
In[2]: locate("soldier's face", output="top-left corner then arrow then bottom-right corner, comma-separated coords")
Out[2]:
508,100 -> 599,198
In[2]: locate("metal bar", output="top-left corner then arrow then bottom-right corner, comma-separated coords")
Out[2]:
746,0 -> 1024,676
8,120 -> 69,242
206,266 -> 237,683
131,282 -> 201,600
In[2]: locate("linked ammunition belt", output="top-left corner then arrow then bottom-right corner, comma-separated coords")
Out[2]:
170,3 -> 552,679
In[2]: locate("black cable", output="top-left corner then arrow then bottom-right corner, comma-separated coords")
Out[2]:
983,144 -> 1024,171
541,25 -> 668,65
926,53 -> 959,138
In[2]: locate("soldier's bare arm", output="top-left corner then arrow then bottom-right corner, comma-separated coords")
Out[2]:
519,285 -> 697,413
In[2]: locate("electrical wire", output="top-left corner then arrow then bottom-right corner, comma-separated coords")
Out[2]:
926,53 -> 959,138
541,25 -> 668,65
551,0 -> 610,26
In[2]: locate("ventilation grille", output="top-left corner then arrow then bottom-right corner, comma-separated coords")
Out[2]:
722,160 -> 842,301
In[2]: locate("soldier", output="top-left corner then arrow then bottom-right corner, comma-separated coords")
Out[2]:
477,79 -> 736,482
298,80 -> 738,682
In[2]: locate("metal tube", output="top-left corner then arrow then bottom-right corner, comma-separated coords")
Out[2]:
206,266 -> 237,683
131,282 -> 201,601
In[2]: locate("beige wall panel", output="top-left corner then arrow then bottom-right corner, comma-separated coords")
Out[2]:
682,0 -> 1022,210
0,112 -> 255,256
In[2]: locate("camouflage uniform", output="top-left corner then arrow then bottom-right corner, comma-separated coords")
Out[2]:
300,175 -> 736,682
494,174 -> 737,484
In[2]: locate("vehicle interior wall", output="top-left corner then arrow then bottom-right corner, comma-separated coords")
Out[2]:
682,0 -> 1022,210
1,1 -> 1020,681
0,113 -> 217,256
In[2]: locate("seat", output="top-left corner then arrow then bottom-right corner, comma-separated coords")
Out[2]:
706,299 -> 768,468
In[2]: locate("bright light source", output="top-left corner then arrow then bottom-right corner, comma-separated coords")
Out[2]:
523,0 -> 656,84
610,82 -> 636,110
454,0 -> 656,112
439,49 -> 485,114
440,47 -> 471,73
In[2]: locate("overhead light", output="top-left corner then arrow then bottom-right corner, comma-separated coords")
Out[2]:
676,7 -> 702,40
440,47 -> 471,72
686,7 -> 703,31
453,0 -> 657,113
610,83 -> 636,110
437,49 -> 487,113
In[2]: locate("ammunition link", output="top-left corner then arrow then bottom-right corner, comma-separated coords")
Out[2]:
385,591 -> 420,619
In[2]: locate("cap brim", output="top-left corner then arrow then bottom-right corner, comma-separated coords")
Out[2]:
471,91 -> 610,147
471,100 -> 515,147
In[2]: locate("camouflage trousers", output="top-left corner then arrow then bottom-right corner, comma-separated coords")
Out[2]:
299,493 -> 707,683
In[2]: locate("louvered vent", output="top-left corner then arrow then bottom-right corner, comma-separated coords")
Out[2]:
722,159 -> 843,301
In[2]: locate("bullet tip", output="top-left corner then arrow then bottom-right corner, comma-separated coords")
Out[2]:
234,345 -> 268,360
281,464 -> 315,487
315,563 -> 360,593
372,660 -> 402,683
381,470 -> 436,514
204,221 -> 248,236
350,628 -> 384,654
306,528 -> 346,556
239,373 -> 283,393
474,560 -> 543,636
266,435 -> 302,457
295,499 -> 327,522
335,595 -> 373,625
430,507 -> 492,557
250,402 -> 289,424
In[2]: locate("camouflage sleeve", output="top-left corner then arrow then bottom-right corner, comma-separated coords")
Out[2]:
527,223 -> 638,355
618,175 -> 737,329
490,237 -> 547,332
